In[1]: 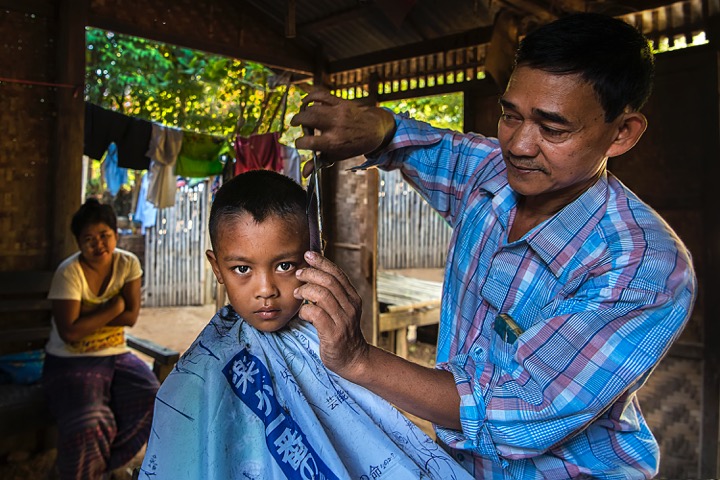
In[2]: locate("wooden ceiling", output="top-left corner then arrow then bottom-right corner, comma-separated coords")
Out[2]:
5,0 -> 706,99
235,0 -> 692,72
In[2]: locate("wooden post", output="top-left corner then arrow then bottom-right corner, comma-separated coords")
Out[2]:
51,0 -> 88,266
699,48 -> 720,480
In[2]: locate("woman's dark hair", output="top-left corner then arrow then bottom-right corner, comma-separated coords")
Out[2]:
208,170 -> 307,250
70,198 -> 118,238
515,13 -> 654,121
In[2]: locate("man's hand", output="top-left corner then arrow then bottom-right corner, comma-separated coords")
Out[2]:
290,90 -> 396,166
294,251 -> 370,380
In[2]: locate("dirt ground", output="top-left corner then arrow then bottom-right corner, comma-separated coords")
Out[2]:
0,304 -> 438,479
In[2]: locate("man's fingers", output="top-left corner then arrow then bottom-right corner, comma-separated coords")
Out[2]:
298,252 -> 362,310
291,104 -> 338,130
299,89 -> 339,107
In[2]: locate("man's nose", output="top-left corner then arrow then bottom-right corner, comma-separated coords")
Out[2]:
506,122 -> 540,158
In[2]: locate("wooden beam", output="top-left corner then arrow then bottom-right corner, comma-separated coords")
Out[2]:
497,0 -> 558,23
0,0 -> 53,15
298,5 -> 372,33
88,7 -> 315,74
328,26 -> 493,73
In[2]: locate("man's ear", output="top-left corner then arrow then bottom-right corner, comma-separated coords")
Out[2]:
205,250 -> 223,284
605,111 -> 648,158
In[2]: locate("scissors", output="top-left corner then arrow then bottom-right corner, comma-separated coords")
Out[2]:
304,126 -> 326,255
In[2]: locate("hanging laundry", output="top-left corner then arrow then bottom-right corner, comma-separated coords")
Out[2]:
84,102 -> 152,170
175,132 -> 227,178
101,143 -> 128,196
279,144 -> 302,183
146,123 -> 183,209
133,172 -> 157,234
233,131 -> 284,176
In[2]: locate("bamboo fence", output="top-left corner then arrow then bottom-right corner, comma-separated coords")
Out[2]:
378,169 -> 452,269
143,182 -> 210,307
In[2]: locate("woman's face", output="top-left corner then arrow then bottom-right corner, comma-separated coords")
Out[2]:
77,222 -> 117,264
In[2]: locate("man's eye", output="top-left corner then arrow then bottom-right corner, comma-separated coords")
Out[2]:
277,262 -> 294,272
233,265 -> 250,274
501,113 -> 520,123
540,125 -> 568,138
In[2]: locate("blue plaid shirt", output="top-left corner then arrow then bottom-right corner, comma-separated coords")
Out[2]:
365,114 -> 696,479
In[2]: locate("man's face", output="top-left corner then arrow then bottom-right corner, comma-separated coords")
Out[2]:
498,66 -> 626,209
206,212 -> 307,332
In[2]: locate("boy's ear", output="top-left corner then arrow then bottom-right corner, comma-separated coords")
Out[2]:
605,111 -> 647,159
205,250 -> 223,284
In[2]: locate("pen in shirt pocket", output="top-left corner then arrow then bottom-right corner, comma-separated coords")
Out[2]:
494,313 -> 524,343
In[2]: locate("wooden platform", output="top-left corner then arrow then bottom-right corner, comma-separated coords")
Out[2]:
377,269 -> 443,358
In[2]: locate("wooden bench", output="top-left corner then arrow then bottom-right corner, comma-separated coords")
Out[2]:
0,270 -> 179,438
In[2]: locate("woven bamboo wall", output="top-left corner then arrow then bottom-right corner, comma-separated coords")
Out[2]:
0,8 -> 57,270
637,356 -> 702,478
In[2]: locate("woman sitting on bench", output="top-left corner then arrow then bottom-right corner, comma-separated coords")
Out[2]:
42,198 -> 159,480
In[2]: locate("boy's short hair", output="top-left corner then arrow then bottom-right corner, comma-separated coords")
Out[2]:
515,13 -> 654,121
71,198 -> 117,238
209,169 -> 308,249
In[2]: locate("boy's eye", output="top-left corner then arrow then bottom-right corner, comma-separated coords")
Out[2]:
276,262 -> 295,272
233,265 -> 250,274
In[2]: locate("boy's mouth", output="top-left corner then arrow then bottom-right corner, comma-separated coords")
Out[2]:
255,307 -> 280,320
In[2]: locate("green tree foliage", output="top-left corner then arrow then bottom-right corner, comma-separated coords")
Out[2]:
85,28 -> 302,138
381,93 -> 463,131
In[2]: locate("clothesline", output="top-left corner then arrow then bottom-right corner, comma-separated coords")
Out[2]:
85,102 -> 303,227
0,76 -> 82,97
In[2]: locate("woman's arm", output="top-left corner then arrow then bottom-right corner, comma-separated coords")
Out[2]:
52,295 -> 125,343
107,277 -> 142,327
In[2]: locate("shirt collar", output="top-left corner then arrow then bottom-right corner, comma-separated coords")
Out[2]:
521,172 -> 609,278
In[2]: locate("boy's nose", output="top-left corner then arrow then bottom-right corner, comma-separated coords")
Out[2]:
255,274 -> 279,299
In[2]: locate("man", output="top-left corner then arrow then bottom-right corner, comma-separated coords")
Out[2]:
291,13 -> 696,479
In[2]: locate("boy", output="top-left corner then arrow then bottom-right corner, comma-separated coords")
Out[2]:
139,170 -> 471,479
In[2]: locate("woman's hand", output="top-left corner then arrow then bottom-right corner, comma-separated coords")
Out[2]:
294,251 -> 370,380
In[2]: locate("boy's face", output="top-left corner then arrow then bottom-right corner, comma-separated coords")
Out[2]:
206,212 -> 308,332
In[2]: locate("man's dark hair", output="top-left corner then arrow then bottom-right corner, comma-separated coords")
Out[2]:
209,169 -> 307,249
515,13 -> 654,121
71,198 -> 117,238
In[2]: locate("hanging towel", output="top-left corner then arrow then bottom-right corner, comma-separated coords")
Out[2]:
84,103 -> 152,170
233,132 -> 284,176
175,132 -> 227,178
102,143 -> 128,196
133,172 -> 157,234
146,123 -> 183,209
140,306 -> 472,480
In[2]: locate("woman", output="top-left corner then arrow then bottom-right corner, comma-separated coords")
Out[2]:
42,198 -> 159,479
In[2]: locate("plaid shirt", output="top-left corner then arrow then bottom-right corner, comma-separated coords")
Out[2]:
366,114 -> 696,479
